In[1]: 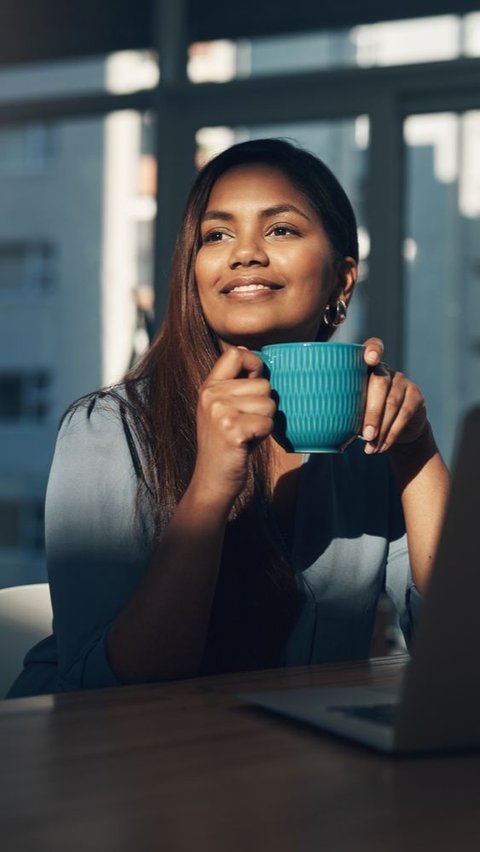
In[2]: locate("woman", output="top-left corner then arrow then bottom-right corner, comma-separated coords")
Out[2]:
8,138 -> 450,697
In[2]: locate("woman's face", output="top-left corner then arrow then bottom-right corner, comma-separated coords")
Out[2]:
194,163 -> 356,349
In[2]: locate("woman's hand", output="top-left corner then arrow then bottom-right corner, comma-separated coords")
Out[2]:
191,347 -> 275,511
361,337 -> 429,454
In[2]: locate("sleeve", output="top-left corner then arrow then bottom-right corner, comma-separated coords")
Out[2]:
383,473 -> 423,652
45,395 -> 153,692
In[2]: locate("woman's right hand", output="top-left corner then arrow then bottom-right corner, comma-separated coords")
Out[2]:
191,347 -> 275,512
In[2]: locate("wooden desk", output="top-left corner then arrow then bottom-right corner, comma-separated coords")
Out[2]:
1,656 -> 479,852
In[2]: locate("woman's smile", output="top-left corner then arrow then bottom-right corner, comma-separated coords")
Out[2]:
194,162 -> 349,348
220,275 -> 284,298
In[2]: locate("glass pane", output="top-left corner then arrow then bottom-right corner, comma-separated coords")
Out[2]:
0,50 -> 159,102
188,13 -> 480,81
195,119 -> 370,345
404,111 -> 480,462
0,108 -> 156,586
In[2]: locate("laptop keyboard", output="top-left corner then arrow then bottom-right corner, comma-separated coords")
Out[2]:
329,703 -> 399,726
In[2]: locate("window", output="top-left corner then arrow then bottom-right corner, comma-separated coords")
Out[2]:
188,13 -> 480,81
0,499 -> 44,553
0,372 -> 51,421
0,124 -> 55,176
404,111 -> 480,460
0,51 -> 159,102
0,242 -> 56,292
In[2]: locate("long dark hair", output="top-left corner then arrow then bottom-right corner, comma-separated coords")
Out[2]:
123,138 -> 359,671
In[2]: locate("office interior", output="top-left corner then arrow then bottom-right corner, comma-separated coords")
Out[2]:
0,0 -> 479,593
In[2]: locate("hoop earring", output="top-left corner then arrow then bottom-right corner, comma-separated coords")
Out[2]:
323,299 -> 347,328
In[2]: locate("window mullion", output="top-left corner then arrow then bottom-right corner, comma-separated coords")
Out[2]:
365,94 -> 405,367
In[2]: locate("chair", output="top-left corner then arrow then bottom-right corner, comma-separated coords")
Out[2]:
0,583 -> 53,698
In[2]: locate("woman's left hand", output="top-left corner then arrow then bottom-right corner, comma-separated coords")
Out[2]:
361,337 -> 428,454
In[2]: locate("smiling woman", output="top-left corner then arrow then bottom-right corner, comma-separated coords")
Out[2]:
195,163 -> 357,348
7,138 -> 450,698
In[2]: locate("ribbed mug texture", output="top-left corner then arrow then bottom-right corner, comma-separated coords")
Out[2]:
259,342 -> 367,453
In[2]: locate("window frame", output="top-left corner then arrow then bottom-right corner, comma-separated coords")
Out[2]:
0,2 -> 478,366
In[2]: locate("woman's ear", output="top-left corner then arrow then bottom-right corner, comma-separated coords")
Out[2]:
337,256 -> 358,306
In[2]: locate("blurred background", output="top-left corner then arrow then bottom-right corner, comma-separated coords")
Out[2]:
0,0 -> 479,606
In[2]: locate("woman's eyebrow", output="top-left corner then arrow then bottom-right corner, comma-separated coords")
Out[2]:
261,204 -> 311,221
202,209 -> 233,222
202,203 -> 311,222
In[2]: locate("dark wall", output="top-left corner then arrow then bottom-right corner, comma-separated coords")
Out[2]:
0,0 -> 152,66
1,0 -> 479,67
191,1 -> 480,41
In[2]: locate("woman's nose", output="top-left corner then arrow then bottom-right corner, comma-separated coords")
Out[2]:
229,234 -> 269,268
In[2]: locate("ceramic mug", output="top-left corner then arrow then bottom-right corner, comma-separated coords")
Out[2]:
255,341 -> 368,453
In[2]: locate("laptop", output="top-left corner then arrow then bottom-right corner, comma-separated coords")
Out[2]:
240,405 -> 480,754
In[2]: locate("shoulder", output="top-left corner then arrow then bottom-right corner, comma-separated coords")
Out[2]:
54,381 -> 149,481
60,383 -> 128,428
59,379 -> 148,437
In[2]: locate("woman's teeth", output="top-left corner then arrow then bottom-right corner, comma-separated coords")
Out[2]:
231,283 -> 270,292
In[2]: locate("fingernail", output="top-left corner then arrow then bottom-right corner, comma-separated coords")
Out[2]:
363,425 -> 376,441
366,351 -> 378,364
364,443 -> 375,455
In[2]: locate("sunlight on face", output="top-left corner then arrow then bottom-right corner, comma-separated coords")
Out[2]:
195,163 -> 347,349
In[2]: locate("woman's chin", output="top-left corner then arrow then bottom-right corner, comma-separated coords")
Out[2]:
218,329 -> 316,350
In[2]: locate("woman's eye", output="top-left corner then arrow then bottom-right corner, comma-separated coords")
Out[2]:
203,230 -> 227,243
270,225 -> 299,237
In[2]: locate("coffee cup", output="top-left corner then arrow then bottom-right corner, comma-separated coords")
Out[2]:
255,342 -> 368,453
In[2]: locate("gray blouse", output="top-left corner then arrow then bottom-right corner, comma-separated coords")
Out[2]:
8,390 -> 420,698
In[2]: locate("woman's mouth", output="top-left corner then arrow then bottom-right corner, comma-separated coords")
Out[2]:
220,278 -> 283,297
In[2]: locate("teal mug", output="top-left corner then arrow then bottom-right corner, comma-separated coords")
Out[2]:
255,342 -> 368,453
